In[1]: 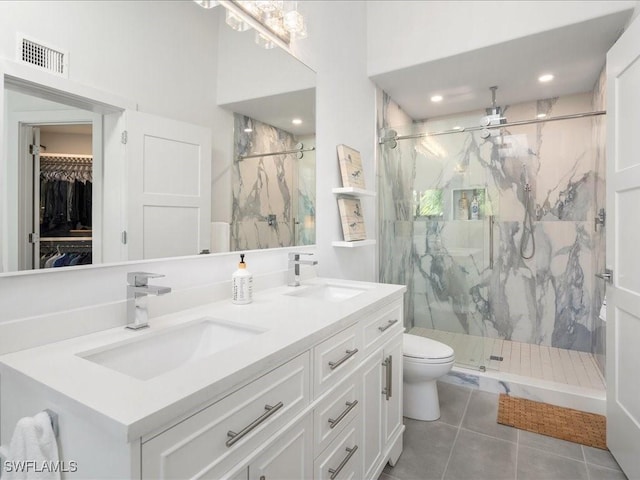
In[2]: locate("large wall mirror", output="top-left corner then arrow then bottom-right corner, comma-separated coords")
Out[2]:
0,2 -> 316,274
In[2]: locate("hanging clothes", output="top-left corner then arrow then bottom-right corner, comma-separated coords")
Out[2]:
39,156 -> 93,235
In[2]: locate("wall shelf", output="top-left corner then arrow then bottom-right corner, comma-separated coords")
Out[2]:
332,239 -> 377,248
332,187 -> 376,197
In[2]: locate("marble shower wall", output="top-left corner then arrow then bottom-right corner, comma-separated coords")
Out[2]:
379,88 -> 606,356
231,114 -> 315,250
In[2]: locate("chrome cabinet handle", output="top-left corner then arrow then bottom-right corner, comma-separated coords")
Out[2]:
381,355 -> 392,401
328,348 -> 358,370
328,445 -> 358,480
378,319 -> 399,332
328,400 -> 358,429
226,402 -> 284,447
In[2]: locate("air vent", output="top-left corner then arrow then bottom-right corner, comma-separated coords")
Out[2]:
18,35 -> 67,77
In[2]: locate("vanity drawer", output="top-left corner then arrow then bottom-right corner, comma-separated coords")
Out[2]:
313,324 -> 362,398
362,301 -> 403,355
314,373 -> 360,455
314,414 -> 362,480
142,352 -> 310,479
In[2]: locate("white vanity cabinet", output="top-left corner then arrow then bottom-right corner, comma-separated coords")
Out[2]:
0,282 -> 405,480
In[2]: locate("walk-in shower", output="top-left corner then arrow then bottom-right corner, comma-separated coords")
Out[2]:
378,87 -> 607,390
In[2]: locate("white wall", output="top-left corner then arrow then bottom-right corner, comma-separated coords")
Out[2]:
290,1 -> 378,283
367,0 -> 639,76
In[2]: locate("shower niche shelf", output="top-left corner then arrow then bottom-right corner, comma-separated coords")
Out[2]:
452,187 -> 486,221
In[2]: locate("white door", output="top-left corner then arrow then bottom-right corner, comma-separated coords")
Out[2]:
125,111 -> 211,260
606,14 -> 640,478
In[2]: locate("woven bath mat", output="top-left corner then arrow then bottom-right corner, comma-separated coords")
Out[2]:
497,394 -> 607,450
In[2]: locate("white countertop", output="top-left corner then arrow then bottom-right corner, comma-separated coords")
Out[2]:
0,277 -> 404,442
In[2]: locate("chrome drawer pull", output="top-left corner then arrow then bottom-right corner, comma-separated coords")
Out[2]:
328,400 -> 359,429
226,402 -> 284,447
328,348 -> 358,370
328,445 -> 358,480
378,319 -> 399,332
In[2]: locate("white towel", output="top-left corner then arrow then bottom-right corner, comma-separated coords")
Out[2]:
2,412 -> 60,480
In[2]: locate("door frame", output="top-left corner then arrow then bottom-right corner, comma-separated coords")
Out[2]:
11,112 -> 102,271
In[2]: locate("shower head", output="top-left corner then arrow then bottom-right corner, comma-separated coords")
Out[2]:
481,86 -> 506,126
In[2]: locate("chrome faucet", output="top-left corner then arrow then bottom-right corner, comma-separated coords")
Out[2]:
126,272 -> 172,330
288,252 -> 318,287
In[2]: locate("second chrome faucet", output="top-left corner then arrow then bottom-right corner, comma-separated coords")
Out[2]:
288,252 -> 318,287
126,272 -> 172,330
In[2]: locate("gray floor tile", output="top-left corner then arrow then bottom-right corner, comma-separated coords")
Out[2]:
437,381 -> 472,427
517,445 -> 589,480
384,418 -> 457,480
587,464 -> 629,480
583,446 -> 623,471
377,473 -> 400,480
518,429 -> 584,461
460,389 -> 518,442
444,429 -> 517,480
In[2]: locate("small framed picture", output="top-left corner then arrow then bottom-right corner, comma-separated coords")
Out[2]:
337,144 -> 366,189
337,197 -> 367,241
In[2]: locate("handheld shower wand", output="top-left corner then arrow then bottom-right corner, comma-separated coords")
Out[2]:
520,165 -> 535,259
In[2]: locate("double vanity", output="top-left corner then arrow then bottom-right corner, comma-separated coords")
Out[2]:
0,277 -> 405,479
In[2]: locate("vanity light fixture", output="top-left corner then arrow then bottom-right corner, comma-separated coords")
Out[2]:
430,95 -> 443,103
244,119 -> 253,132
195,1 -> 308,49
538,73 -> 554,83
292,118 -> 302,125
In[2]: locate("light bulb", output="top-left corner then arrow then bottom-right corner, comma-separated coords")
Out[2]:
226,10 -> 250,32
255,31 -> 276,49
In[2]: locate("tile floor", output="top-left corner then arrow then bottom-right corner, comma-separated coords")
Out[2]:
379,383 -> 626,480
410,328 -> 605,391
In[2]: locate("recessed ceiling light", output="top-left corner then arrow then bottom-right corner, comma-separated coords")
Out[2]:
430,95 -> 443,103
536,113 -> 547,119
292,118 -> 303,125
538,74 -> 554,83
453,126 -> 462,130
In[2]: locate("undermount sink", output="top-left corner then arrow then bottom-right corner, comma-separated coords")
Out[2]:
284,283 -> 369,302
78,318 -> 266,380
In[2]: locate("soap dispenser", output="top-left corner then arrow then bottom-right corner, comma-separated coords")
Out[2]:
232,254 -> 253,304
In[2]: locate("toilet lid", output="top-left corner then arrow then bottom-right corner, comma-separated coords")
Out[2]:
403,333 -> 454,360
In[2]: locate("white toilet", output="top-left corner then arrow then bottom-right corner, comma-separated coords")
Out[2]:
403,333 -> 455,421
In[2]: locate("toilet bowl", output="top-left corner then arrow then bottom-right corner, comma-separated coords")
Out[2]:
403,333 -> 455,421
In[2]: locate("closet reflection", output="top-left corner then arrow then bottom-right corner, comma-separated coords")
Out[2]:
35,126 -> 93,269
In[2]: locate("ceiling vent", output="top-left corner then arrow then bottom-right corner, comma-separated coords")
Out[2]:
17,34 -> 68,77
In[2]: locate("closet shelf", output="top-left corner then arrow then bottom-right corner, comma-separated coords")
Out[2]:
40,237 -> 92,242
332,239 -> 376,248
332,187 -> 376,197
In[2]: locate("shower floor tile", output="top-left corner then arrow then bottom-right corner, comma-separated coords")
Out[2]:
409,328 -> 605,392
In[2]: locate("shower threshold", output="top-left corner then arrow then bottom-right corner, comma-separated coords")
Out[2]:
409,327 -> 606,415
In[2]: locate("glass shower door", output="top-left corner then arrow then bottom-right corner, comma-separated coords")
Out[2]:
379,119 -> 494,371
